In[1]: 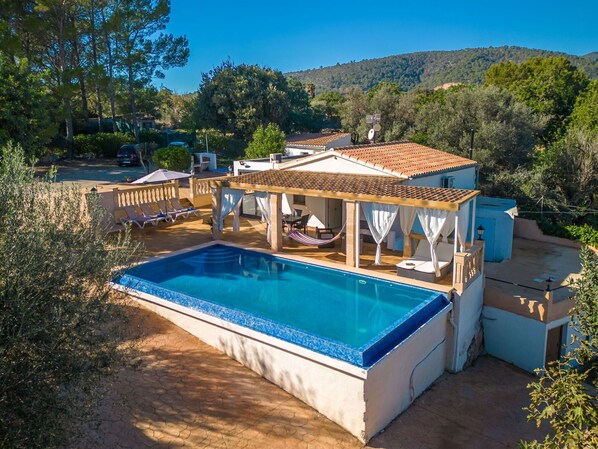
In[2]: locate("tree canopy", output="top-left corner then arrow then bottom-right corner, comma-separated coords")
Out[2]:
188,62 -> 322,141
485,57 -> 589,140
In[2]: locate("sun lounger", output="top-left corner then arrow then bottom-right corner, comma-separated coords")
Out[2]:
396,241 -> 454,282
167,198 -> 201,220
120,205 -> 169,229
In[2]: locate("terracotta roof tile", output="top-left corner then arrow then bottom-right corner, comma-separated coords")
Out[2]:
209,170 -> 478,210
335,141 -> 476,178
286,133 -> 351,147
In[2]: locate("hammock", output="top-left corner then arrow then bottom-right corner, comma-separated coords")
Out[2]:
287,223 -> 346,246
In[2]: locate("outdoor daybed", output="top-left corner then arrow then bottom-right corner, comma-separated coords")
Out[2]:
396,240 -> 454,282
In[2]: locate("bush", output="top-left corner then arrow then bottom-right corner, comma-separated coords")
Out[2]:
153,146 -> 191,171
73,132 -> 134,158
565,224 -> 598,247
0,143 -> 139,448
245,123 -> 285,159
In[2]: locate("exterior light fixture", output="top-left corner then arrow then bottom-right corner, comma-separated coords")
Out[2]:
476,225 -> 485,240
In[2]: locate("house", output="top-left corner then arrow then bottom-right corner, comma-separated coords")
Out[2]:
284,132 -> 352,156
236,141 -> 479,236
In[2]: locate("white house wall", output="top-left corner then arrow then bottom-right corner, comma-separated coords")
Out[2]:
405,167 -> 476,190
286,147 -> 319,156
482,306 -> 547,372
451,275 -> 484,371
287,156 -> 393,176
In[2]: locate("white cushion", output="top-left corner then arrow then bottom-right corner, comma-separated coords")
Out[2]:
396,258 -> 428,270
414,259 -> 452,274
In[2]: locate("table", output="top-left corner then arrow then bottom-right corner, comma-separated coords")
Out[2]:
282,215 -> 302,226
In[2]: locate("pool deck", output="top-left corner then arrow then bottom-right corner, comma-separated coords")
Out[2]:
71,303 -> 547,449
134,209 -> 453,288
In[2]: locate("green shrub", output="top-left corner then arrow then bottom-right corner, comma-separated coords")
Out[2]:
153,146 -> 191,171
73,132 -> 134,158
245,123 -> 285,159
565,224 -> 598,247
0,142 -> 138,448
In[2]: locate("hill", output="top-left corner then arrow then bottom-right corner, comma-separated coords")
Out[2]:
286,46 -> 598,92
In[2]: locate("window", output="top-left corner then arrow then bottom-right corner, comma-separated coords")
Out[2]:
441,176 -> 455,188
293,194 -> 306,205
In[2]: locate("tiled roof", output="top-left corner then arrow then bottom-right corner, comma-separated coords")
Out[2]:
286,132 -> 351,147
335,141 -> 476,178
210,170 -> 478,211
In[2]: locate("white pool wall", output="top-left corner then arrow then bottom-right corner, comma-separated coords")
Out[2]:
115,284 -> 451,442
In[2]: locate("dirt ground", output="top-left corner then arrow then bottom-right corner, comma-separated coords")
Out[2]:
70,303 -> 547,449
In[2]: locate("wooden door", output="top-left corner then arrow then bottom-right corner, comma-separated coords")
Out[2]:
545,325 -> 564,365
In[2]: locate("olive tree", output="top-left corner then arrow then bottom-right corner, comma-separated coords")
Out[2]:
0,143 -> 139,448
521,247 -> 598,449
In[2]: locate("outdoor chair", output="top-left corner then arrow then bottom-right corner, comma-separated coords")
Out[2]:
168,198 -> 201,220
294,208 -> 303,217
292,214 -> 310,234
120,205 -> 169,229
139,202 -> 166,217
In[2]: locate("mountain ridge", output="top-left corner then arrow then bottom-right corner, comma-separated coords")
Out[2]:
286,46 -> 598,92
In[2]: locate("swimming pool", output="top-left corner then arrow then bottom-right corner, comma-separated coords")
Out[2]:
117,243 -> 448,368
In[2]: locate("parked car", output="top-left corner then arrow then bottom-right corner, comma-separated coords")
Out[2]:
168,141 -> 190,150
116,145 -> 140,166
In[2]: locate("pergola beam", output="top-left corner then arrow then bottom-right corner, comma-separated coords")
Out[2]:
210,182 -> 478,211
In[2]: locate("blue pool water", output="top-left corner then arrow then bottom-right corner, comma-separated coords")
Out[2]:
117,244 -> 448,367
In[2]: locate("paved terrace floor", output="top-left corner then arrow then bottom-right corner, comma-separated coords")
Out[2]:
70,212 -> 550,448
71,304 -> 547,449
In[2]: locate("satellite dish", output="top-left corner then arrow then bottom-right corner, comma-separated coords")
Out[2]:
368,128 -> 375,140
373,123 -> 382,132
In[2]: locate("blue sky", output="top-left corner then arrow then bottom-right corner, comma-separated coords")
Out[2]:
160,0 -> 598,93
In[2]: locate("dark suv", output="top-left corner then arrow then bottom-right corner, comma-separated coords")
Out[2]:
116,145 -> 140,166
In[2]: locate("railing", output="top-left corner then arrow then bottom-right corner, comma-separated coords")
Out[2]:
453,242 -> 484,293
189,177 -> 215,199
113,181 -> 179,209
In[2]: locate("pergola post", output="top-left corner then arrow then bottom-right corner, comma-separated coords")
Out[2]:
269,193 -> 283,251
345,200 -> 357,267
212,186 -> 222,240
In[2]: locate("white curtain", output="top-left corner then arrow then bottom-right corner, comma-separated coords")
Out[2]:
456,202 -> 470,252
255,192 -> 271,243
399,206 -> 417,252
219,188 -> 244,231
362,202 -> 400,265
282,194 -> 293,215
416,208 -> 450,276
440,211 -> 456,242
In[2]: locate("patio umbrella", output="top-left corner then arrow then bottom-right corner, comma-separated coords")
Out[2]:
132,169 -> 190,212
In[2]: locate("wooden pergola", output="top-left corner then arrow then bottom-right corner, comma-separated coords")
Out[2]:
207,169 -> 480,268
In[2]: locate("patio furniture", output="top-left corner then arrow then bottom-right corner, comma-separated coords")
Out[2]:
169,197 -> 201,219
293,214 -> 310,234
282,214 -> 302,233
316,227 -> 337,248
120,205 -> 169,229
396,241 -> 454,282
294,208 -> 303,216
139,202 -> 165,217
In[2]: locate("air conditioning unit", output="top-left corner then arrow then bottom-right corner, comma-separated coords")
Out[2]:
441,176 -> 455,188
270,153 -> 283,163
